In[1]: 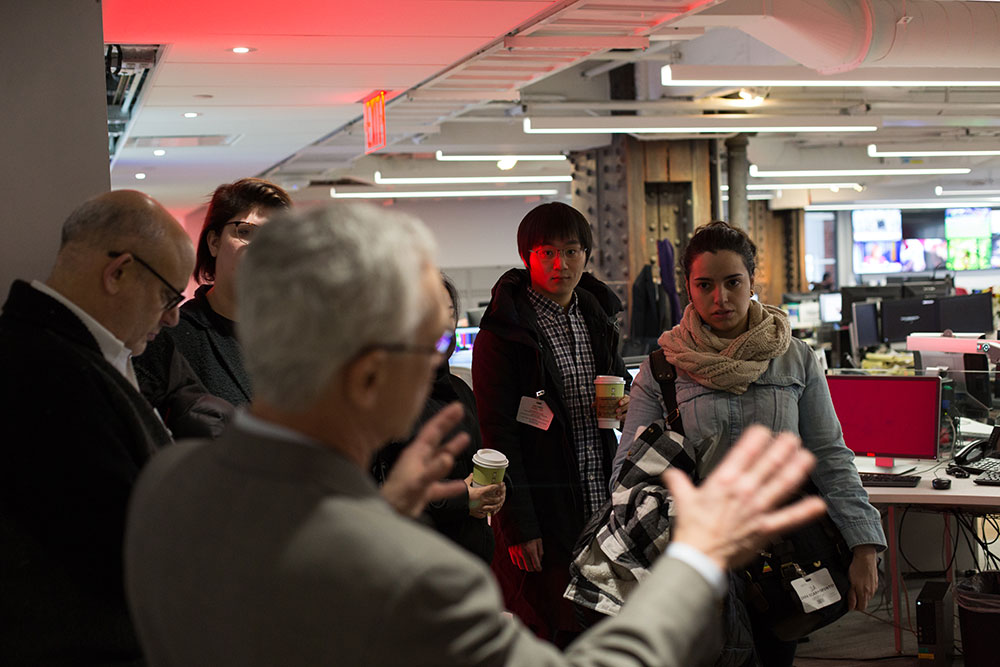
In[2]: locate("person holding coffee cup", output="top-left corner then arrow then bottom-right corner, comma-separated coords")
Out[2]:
472,202 -> 630,646
372,274 -> 504,562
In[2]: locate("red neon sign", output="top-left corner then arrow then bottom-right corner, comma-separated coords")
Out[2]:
363,90 -> 387,154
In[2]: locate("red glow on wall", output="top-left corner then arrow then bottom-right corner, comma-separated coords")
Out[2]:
363,91 -> 387,154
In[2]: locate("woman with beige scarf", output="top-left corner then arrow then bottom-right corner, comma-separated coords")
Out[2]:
613,221 -> 885,667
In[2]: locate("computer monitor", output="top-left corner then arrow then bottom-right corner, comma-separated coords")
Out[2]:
449,326 -> 479,369
879,297 -> 940,344
914,350 -> 991,418
840,284 -> 903,325
827,374 -> 941,462
939,292 -> 995,335
819,292 -> 843,324
901,281 -> 952,299
465,306 -> 487,327
852,302 -> 880,349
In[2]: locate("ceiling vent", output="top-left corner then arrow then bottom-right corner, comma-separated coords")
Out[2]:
126,135 -> 243,148
105,44 -> 159,162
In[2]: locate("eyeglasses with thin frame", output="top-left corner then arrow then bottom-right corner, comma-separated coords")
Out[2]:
529,245 -> 587,264
107,251 -> 185,311
222,221 -> 260,245
367,330 -> 455,358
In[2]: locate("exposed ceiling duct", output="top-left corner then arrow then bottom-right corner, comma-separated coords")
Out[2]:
686,0 -> 1000,73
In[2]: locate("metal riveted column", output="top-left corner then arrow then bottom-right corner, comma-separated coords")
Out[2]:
725,134 -> 750,231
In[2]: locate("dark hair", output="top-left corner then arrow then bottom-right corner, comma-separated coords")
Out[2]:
682,221 -> 757,280
441,272 -> 460,319
194,178 -> 292,283
516,202 -> 593,266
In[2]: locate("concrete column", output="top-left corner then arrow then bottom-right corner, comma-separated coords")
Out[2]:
725,134 -> 750,230
1,1 -> 109,291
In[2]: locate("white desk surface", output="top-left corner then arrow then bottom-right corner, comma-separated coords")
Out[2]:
854,456 -> 1000,507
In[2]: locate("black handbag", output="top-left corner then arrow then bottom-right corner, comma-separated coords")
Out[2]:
648,349 -> 853,642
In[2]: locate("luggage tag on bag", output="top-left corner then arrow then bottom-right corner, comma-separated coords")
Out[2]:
516,393 -> 553,430
789,568 -> 841,613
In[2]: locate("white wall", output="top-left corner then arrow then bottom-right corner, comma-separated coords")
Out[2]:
0,2 -> 110,292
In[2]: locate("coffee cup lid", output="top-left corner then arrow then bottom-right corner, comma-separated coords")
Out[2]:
473,448 -> 508,468
594,375 -> 625,384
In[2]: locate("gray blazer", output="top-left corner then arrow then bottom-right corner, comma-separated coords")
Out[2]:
125,423 -> 721,666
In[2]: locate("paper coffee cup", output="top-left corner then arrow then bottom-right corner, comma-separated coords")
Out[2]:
594,375 -> 626,429
471,448 -> 508,487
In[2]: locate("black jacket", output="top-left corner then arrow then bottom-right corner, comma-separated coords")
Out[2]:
0,280 -> 172,665
372,361 -> 494,563
135,285 -> 242,438
472,269 -> 629,554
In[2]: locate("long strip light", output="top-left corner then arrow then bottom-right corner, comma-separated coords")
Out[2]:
435,150 -> 566,162
330,188 -> 559,200
935,186 -> 1000,196
373,171 -> 571,185
804,200 -> 1000,212
523,117 -> 878,135
722,194 -> 773,201
721,183 -> 863,192
749,165 -> 970,178
869,143 -> 1000,158
662,65 -> 1000,87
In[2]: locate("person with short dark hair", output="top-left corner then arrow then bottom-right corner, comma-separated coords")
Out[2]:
135,177 -> 291,436
372,274 -> 505,563
0,190 -> 194,664
614,220 -> 886,666
472,202 -> 631,645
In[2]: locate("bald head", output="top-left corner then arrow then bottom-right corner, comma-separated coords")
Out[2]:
48,190 -> 195,354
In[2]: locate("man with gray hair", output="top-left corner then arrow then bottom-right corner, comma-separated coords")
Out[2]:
124,203 -> 826,666
0,190 -> 195,664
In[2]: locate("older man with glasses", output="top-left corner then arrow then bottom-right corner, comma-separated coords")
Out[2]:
0,189 -> 195,664
123,202 -> 827,667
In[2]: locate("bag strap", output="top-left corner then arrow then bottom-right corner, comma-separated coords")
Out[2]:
648,348 -> 684,437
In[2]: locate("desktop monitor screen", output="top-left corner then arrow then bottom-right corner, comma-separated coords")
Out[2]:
945,207 -> 991,239
819,292 -> 842,324
852,302 -> 880,349
827,374 -> 941,460
879,297 -> 940,343
901,280 -> 951,299
840,284 -> 902,325
852,209 -> 903,242
939,292 -> 995,335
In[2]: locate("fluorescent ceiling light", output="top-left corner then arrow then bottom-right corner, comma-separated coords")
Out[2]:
935,186 -> 1000,196
749,165 -> 970,178
722,194 -> 773,201
373,171 -> 571,185
721,183 -> 863,192
523,117 -> 878,135
805,200 -> 1000,211
435,151 -> 566,162
330,188 -> 559,200
869,143 -> 1000,158
661,65 -> 1000,87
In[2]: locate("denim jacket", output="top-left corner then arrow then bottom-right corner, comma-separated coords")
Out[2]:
614,337 -> 886,551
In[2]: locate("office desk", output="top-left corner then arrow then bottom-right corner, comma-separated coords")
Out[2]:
855,460 -> 1000,653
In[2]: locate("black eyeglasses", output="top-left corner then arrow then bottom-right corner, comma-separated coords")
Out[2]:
369,330 -> 455,357
108,251 -> 185,311
222,221 -> 260,244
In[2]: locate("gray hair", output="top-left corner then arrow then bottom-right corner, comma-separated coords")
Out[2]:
60,194 -> 166,250
237,203 -> 437,410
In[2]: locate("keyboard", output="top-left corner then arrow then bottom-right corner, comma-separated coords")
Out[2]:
974,471 -> 1000,486
961,457 -> 1000,474
859,472 -> 922,488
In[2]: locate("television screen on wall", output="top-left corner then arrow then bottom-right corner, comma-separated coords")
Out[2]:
945,208 -> 991,239
946,238 -> 992,270
853,241 -> 902,274
852,209 -> 903,242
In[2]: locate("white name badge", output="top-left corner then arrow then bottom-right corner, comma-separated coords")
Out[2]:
789,568 -> 841,613
516,396 -> 554,430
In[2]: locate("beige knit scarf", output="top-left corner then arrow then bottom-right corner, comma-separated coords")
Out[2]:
657,300 -> 792,395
